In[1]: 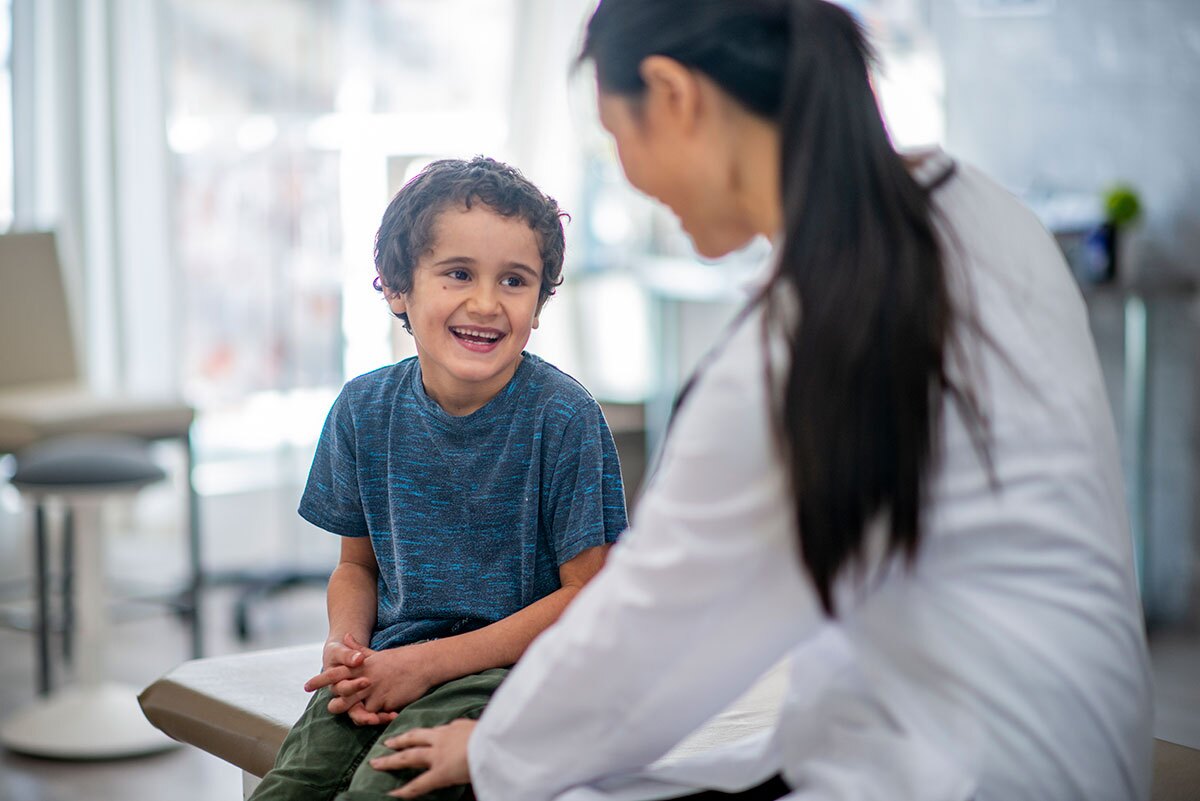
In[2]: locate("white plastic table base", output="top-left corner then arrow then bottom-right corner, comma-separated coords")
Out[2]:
0,682 -> 178,759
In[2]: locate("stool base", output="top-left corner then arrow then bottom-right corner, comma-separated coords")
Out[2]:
1,682 -> 179,759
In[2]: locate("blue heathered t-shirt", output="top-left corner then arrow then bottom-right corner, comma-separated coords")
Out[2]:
299,352 -> 628,651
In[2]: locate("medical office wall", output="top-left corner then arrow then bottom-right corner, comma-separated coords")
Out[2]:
932,0 -> 1200,624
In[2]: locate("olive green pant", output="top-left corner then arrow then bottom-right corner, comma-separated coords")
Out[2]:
248,668 -> 508,801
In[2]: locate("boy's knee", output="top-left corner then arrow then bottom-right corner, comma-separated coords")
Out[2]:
340,768 -> 471,801
344,739 -> 425,797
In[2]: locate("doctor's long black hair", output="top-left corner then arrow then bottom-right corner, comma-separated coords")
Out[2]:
582,0 -> 985,615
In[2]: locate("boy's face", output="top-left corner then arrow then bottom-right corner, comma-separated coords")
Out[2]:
388,204 -> 543,415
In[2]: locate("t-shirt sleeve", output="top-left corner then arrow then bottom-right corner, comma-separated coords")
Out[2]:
298,388 -> 370,537
544,400 -> 628,566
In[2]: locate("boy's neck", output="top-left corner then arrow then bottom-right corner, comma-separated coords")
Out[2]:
419,354 -> 524,417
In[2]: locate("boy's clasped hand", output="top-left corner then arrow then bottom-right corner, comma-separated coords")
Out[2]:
302,631 -> 476,796
304,633 -> 437,726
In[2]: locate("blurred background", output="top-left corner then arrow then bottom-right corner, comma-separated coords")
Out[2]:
0,0 -> 1197,798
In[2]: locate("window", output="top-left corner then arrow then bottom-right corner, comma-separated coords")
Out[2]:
164,0 -> 517,478
0,0 -> 12,230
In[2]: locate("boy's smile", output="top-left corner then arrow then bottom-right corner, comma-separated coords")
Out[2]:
388,204 -> 543,416
450,325 -> 504,352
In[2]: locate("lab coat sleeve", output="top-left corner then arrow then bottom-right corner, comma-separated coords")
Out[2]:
469,319 -> 825,801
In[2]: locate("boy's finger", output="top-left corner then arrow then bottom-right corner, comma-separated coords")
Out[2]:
328,693 -> 360,714
327,687 -> 371,715
333,636 -> 364,666
305,664 -> 360,691
326,642 -> 362,671
303,669 -> 339,692
307,661 -> 367,695
333,676 -> 371,697
360,709 -> 397,726
343,632 -> 372,656
349,704 -> 389,726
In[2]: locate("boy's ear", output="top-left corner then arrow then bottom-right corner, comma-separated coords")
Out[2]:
533,296 -> 547,329
386,290 -> 407,317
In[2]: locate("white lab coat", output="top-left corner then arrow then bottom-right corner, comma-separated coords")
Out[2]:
468,151 -> 1154,801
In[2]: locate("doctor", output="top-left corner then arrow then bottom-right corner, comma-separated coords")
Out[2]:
374,1 -> 1153,799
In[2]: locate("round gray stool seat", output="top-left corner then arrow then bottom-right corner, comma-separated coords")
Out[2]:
12,433 -> 165,491
1,433 -> 178,759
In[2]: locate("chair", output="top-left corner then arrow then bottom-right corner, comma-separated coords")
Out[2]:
1,434 -> 178,758
0,231 -> 204,673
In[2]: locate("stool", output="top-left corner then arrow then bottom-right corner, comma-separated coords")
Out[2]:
0,434 -> 179,758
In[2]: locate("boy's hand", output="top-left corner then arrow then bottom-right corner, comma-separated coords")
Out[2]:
333,634 -> 439,715
304,636 -> 391,726
305,637 -> 369,696
346,701 -> 399,727
321,635 -> 366,673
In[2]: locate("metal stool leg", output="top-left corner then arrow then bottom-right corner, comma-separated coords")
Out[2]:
185,432 -> 203,658
33,502 -> 51,696
61,506 -> 75,667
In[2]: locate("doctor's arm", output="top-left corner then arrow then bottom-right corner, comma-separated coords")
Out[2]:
385,329 -> 830,801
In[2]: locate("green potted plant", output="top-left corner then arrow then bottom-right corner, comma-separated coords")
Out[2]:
1100,183 -> 1143,281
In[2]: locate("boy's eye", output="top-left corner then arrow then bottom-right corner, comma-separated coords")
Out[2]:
501,275 -> 527,288
447,269 -> 470,281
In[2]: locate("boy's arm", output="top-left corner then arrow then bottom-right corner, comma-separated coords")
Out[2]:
341,543 -> 610,715
322,535 -> 379,670
424,543 -> 610,677
305,536 -> 399,725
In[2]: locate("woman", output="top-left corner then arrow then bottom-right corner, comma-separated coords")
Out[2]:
372,1 -> 1153,799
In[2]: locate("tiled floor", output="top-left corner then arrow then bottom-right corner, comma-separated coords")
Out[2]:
0,472 -> 1197,801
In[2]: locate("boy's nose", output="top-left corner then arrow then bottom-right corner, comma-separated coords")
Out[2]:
466,286 -> 501,316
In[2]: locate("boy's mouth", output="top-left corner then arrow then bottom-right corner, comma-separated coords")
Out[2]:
450,326 -> 506,353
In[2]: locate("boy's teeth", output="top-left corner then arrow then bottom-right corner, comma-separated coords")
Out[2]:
452,327 -> 501,341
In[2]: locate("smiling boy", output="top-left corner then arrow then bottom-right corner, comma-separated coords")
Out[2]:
248,157 -> 628,801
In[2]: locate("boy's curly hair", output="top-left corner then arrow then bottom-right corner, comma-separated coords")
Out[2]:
373,156 -> 568,332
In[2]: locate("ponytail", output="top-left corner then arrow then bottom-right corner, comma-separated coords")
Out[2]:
583,0 -> 976,615
769,1 -> 948,613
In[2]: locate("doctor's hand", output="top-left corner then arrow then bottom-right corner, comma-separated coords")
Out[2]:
371,718 -> 476,798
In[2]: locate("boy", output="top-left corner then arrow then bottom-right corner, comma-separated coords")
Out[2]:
250,157 -> 628,801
